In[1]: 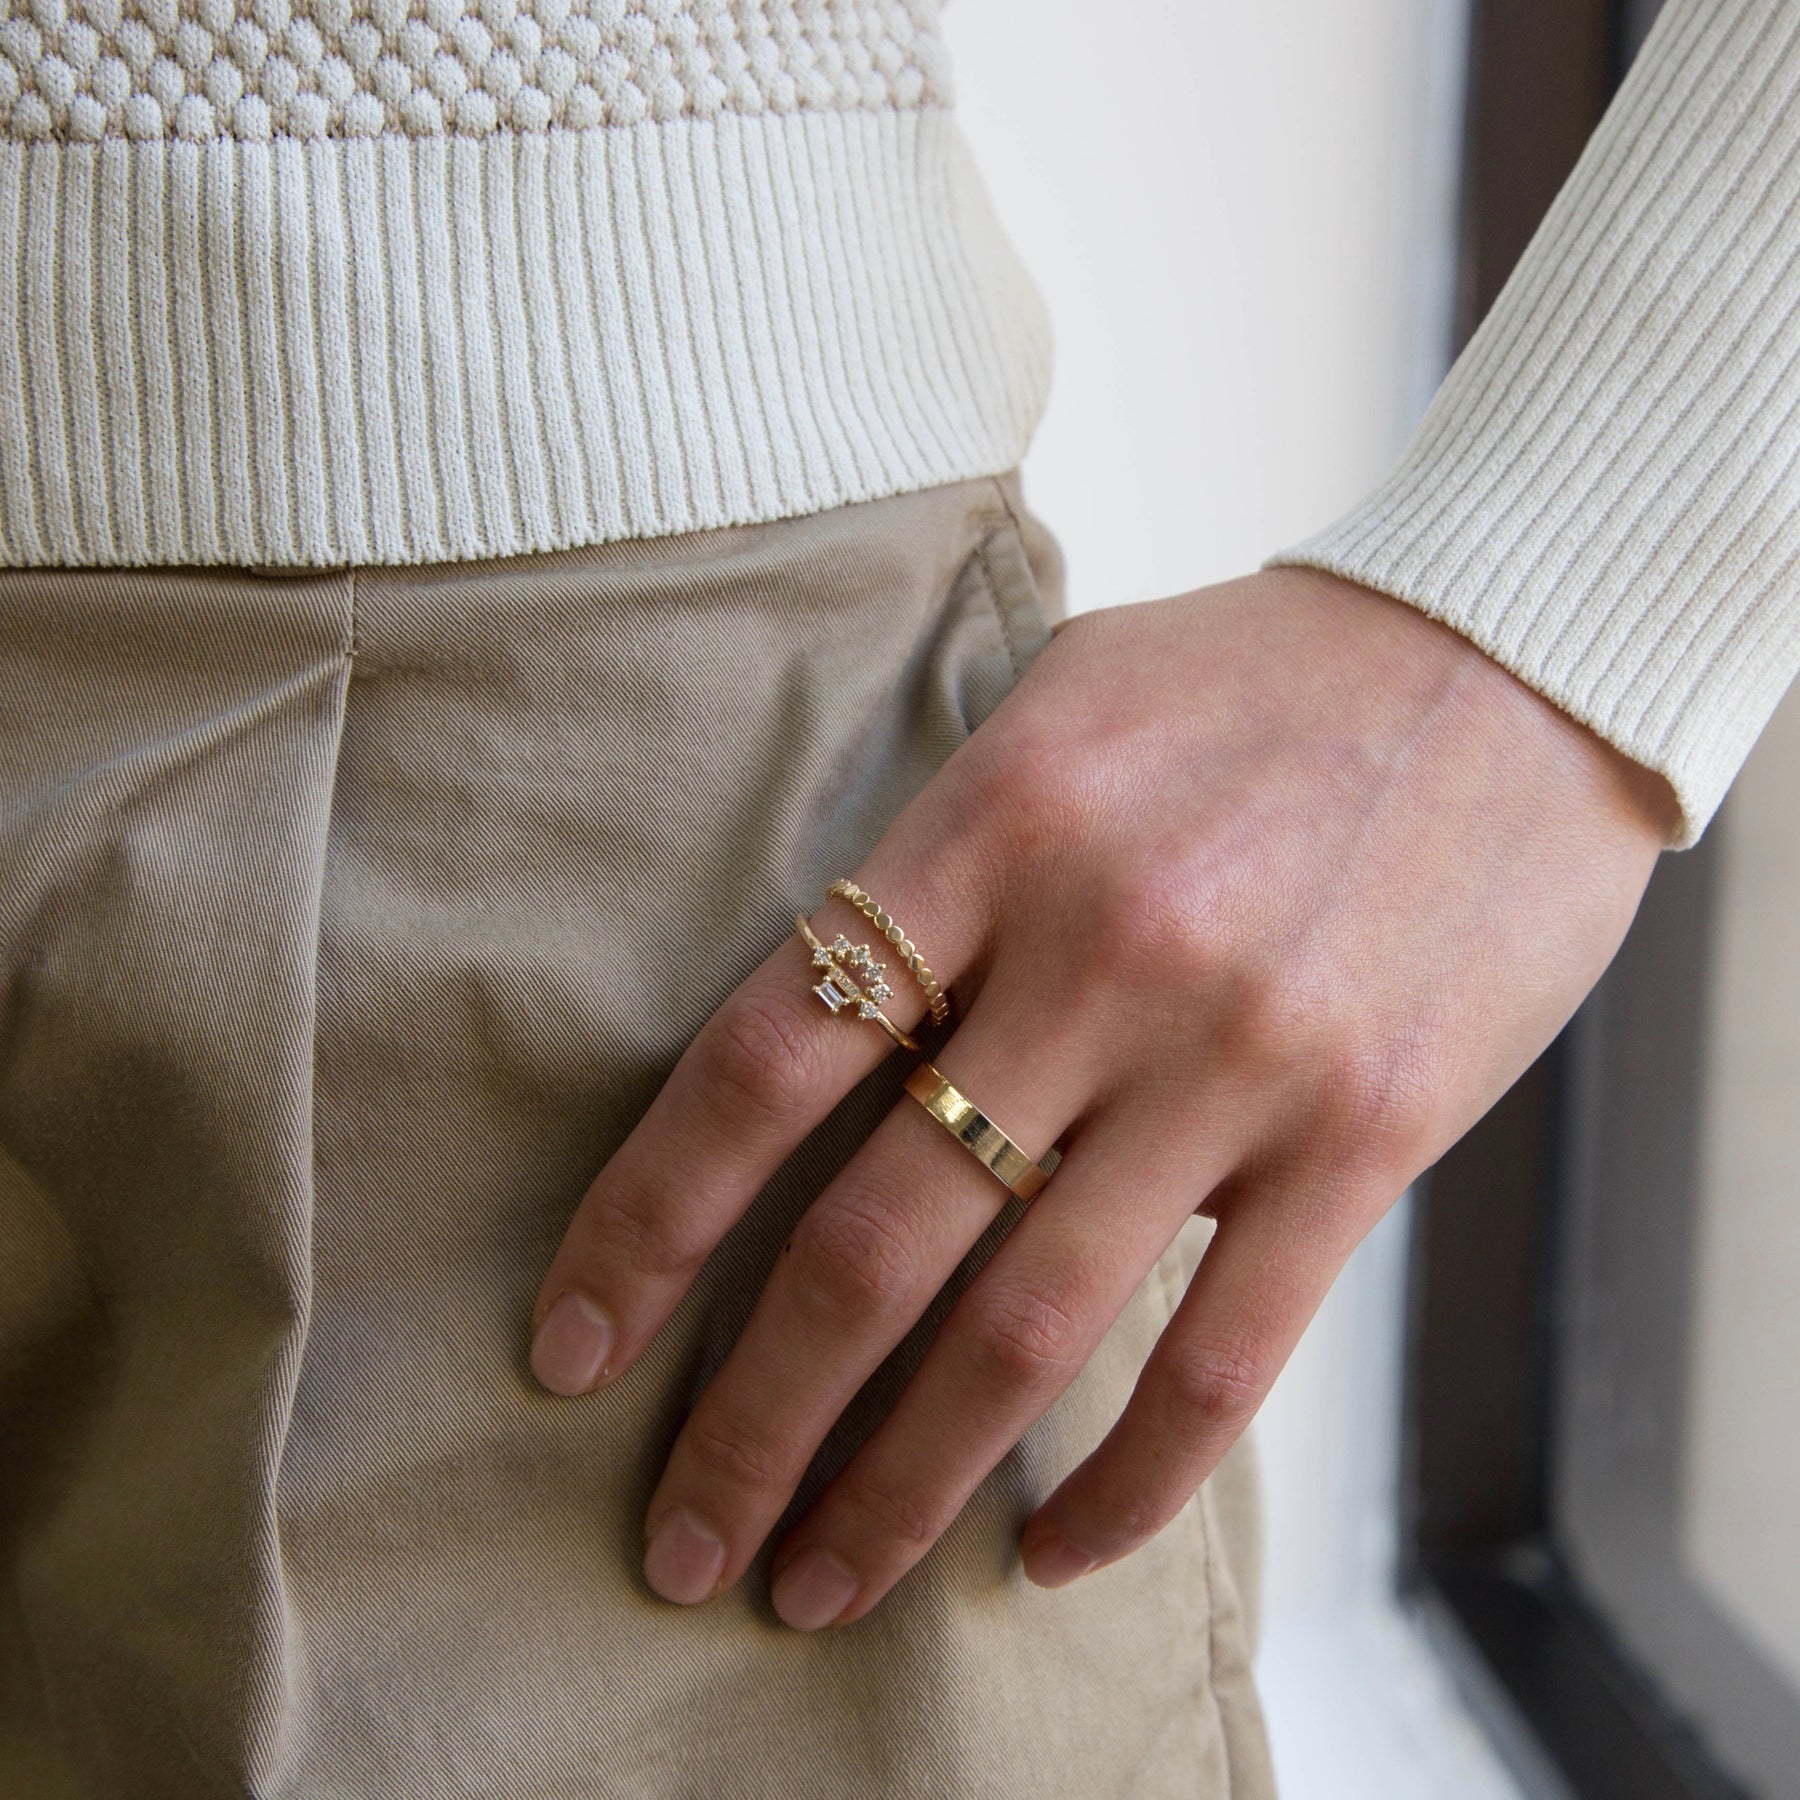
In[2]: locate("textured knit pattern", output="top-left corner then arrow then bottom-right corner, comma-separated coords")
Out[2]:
0,0 -> 946,143
0,0 -> 1047,570
1271,0 -> 1800,843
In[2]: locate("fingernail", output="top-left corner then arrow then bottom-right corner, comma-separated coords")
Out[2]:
644,1507 -> 727,1605
770,1546 -> 859,1631
529,1291 -> 615,1396
1023,1528 -> 1098,1590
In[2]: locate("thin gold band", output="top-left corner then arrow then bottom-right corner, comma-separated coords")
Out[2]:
827,879 -> 951,1026
795,915 -> 922,1053
903,1062 -> 1062,1202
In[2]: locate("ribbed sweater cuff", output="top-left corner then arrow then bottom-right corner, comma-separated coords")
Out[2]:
1269,0 -> 1800,846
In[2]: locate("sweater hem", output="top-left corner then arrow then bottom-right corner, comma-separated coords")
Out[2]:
0,107 -> 1051,569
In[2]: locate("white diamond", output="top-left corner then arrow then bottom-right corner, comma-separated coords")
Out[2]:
858,999 -> 879,1018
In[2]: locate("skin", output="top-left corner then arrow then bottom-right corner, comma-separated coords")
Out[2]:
527,564 -> 1679,1630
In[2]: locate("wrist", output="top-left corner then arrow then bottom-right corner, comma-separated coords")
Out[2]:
1261,565 -> 1682,854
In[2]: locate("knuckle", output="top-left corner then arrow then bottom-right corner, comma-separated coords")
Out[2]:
682,1408 -> 790,1496
1089,854 -> 1235,992
965,1280 -> 1084,1395
585,1185 -> 708,1284
1207,956 -> 1331,1075
836,1465 -> 944,1550
956,699 -> 1063,805
789,1179 -> 922,1320
1105,1488 -> 1186,1549
1160,1340 -> 1267,1439
1313,1028 -> 1437,1163
694,987 -> 823,1130
957,701 -> 1114,855
1079,862 -> 1330,1068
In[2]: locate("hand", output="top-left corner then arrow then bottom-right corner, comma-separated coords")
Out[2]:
527,565 -> 1676,1629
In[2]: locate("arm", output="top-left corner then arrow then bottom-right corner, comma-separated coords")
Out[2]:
1274,0 -> 1800,847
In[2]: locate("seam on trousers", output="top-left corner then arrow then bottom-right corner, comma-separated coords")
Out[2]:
972,536 -> 1031,683
980,477 -> 1035,682
255,564 -> 359,1798
986,474 -> 1025,540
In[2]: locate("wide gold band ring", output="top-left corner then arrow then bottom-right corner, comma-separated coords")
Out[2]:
903,1063 -> 1062,1203
796,916 -> 923,1053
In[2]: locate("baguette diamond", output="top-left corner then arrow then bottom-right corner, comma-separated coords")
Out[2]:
794,913 -> 921,1053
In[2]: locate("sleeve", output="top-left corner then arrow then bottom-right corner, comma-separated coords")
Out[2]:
1266,0 -> 1800,845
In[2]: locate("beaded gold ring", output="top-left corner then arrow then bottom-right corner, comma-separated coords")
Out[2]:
827,878 -> 951,1027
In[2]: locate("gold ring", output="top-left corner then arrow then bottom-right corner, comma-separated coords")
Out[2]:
795,916 -> 922,1053
827,879 -> 951,1027
903,1063 -> 1062,1202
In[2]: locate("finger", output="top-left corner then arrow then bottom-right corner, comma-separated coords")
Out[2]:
1018,1176 -> 1362,1588
528,841 -> 985,1397
637,987 -> 1092,1607
762,1104 -> 1230,1629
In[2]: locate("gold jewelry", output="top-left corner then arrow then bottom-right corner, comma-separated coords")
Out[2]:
795,916 -> 922,1053
827,879 -> 951,1027
903,1062 -> 1062,1202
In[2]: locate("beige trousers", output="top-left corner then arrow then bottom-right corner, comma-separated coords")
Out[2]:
0,475 -> 1274,1799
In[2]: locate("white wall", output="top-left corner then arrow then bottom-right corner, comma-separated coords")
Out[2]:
942,5 -> 1521,1794
942,0 -> 1461,610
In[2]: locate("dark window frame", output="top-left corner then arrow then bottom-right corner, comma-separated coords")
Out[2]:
1402,4 -> 1797,1795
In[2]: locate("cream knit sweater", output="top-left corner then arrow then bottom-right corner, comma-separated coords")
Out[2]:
0,2 -> 1050,569
0,0 -> 1795,840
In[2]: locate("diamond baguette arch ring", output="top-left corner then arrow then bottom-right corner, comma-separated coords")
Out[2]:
794,915 -> 923,1054
903,1063 -> 1063,1203
826,878 -> 952,1026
